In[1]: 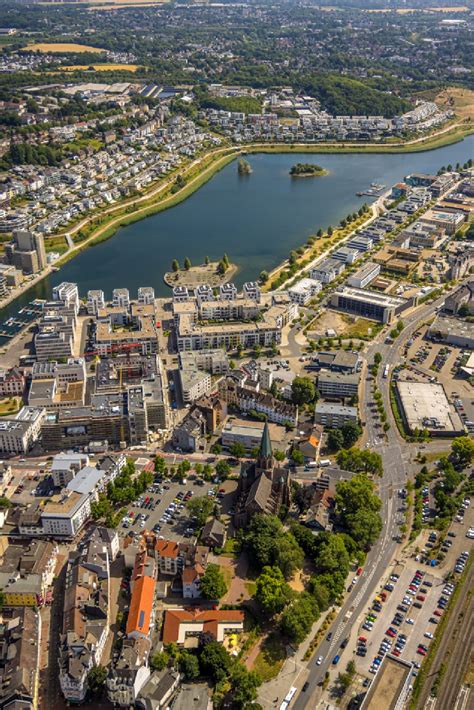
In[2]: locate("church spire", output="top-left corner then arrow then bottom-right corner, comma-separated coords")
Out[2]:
259,422 -> 272,458
256,422 -> 273,472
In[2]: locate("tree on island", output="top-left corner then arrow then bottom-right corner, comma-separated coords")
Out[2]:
172,259 -> 179,272
327,225 -> 333,236
289,162 -> 326,176
259,270 -> 269,283
205,255 -> 210,265
184,256 -> 191,270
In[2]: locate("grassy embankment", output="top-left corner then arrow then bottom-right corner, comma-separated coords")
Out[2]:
54,149 -> 237,266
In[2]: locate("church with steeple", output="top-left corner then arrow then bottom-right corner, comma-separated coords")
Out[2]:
233,422 -> 290,528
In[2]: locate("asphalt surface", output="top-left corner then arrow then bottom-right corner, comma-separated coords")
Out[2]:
293,283 -> 463,709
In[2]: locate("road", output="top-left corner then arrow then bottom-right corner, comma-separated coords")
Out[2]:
293,282 -> 461,709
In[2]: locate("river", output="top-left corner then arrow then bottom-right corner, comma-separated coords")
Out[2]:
1,137 -> 473,325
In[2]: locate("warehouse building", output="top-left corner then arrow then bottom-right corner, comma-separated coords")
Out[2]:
428,316 -> 474,349
395,380 -> 464,436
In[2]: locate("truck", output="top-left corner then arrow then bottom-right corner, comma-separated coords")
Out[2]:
319,459 -> 331,467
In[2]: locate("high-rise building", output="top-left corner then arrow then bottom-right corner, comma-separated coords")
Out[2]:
4,230 -> 46,274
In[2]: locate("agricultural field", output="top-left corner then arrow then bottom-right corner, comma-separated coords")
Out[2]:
61,64 -> 142,72
435,87 -> 474,121
25,42 -> 106,53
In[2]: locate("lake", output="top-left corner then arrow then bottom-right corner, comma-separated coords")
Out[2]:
1,136 -> 473,324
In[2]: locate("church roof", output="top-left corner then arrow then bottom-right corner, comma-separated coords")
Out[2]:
259,422 -> 272,458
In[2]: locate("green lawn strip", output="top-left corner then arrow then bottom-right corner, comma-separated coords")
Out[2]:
252,632 -> 287,682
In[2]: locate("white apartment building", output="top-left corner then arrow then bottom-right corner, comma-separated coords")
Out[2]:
288,277 -> 322,305
138,287 -> 155,305
87,289 -> 105,315
0,407 -> 45,455
41,491 -> 92,538
112,288 -> 130,308
52,282 -> 79,313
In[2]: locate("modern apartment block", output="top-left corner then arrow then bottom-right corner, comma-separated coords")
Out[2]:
0,406 -> 45,455
315,401 -> 358,427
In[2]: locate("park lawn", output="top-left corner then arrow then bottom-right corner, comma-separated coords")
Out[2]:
219,565 -> 234,589
0,397 -> 22,417
245,581 -> 257,596
253,633 -> 287,682
26,42 -> 105,53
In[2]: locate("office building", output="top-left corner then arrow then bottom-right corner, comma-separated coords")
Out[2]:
331,286 -> 412,324
348,262 -> 381,289
317,370 -> 360,399
315,402 -> 358,427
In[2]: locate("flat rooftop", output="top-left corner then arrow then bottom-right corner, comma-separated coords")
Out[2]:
362,655 -> 412,710
397,381 -> 463,433
334,286 -> 407,308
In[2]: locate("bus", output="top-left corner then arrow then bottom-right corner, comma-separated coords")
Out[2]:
279,687 -> 297,710
383,364 -> 390,379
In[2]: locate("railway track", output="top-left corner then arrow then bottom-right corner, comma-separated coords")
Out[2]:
415,560 -> 474,710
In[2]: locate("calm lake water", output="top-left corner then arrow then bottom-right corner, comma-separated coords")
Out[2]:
1,137 -> 473,323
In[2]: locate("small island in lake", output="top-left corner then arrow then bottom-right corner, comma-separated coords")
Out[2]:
289,162 -> 328,177
237,157 -> 253,175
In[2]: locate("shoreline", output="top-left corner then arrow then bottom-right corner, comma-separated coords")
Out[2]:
0,122 -> 473,316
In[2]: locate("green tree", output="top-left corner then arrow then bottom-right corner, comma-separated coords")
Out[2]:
255,565 -> 293,615
291,448 -> 304,466
179,651 -> 200,680
341,421 -> 362,448
373,352 -> 382,365
259,270 -> 269,283
87,665 -> 107,697
229,665 -> 262,708
172,259 -> 179,272
200,563 -> 228,599
280,593 -> 319,645
184,256 -> 191,270
274,449 -> 285,462
215,459 -> 231,479
205,255 -> 210,265
327,428 -> 345,451
199,640 -> 231,682
150,651 -> 169,671
336,447 -> 383,477
327,225 -> 333,236
291,376 -> 316,405
230,442 -> 246,460
186,496 -> 214,526
210,443 -> 222,455
451,436 -> 474,466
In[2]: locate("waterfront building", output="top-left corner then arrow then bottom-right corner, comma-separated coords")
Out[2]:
52,282 -> 79,312
310,257 -> 345,283
287,277 -> 322,306
172,285 -> 189,302
219,282 -> 237,300
87,289 -> 105,315
138,286 -> 155,305
243,281 -> 261,302
112,288 -> 130,309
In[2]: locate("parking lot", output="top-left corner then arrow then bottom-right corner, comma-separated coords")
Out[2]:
117,474 -> 238,543
355,561 -> 444,675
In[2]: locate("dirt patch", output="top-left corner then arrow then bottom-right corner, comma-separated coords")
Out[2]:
308,310 -> 378,340
164,261 -> 238,290
435,87 -> 474,121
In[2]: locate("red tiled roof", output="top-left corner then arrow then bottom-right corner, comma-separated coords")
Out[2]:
156,539 -> 179,558
162,608 -> 244,644
126,575 -> 155,637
